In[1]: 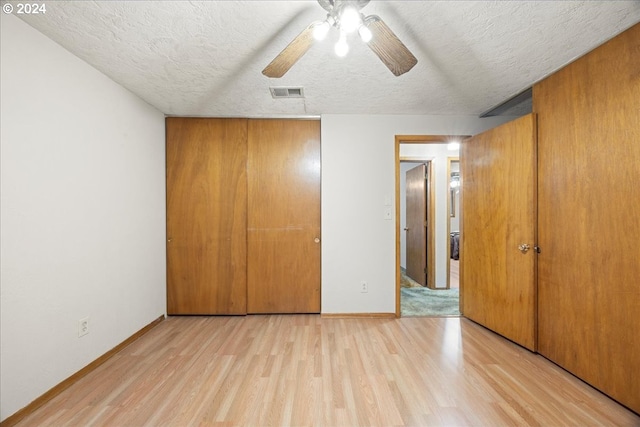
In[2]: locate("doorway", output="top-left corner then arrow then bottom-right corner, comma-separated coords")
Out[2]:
395,135 -> 468,317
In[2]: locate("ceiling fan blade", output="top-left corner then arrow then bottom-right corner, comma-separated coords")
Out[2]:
262,23 -> 316,78
366,16 -> 418,76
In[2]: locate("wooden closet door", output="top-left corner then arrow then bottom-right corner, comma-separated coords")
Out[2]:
461,114 -> 537,351
166,118 -> 248,315
534,24 -> 640,412
247,119 -> 321,313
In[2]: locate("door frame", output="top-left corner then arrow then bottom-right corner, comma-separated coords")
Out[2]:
395,135 -> 469,317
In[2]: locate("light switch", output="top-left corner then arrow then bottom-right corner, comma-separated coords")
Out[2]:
384,196 -> 392,206
384,207 -> 392,220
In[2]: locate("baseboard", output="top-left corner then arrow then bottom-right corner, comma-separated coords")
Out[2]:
0,315 -> 165,427
321,313 -> 397,319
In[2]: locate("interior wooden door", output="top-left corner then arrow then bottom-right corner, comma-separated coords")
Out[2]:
166,118 -> 248,315
247,119 -> 321,313
405,164 -> 428,287
534,23 -> 640,412
461,113 -> 537,351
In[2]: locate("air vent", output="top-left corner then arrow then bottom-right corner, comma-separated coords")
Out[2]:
270,87 -> 305,99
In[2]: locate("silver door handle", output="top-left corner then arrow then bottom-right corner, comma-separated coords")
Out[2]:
518,243 -> 530,253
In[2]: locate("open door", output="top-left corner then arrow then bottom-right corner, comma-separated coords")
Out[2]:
405,164 -> 428,287
461,114 -> 537,350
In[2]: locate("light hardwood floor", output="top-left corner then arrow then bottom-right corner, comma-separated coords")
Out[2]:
14,315 -> 639,426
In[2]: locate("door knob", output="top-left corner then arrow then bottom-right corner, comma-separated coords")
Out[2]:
314,237 -> 320,243
518,243 -> 530,253
404,227 -> 409,231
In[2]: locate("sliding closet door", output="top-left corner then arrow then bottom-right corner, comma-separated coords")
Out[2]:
461,114 -> 537,351
166,118 -> 248,315
247,119 -> 321,313
534,24 -> 640,412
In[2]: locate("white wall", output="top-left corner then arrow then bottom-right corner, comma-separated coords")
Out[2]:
399,144 -> 459,288
321,114 -> 512,314
0,14 -> 166,421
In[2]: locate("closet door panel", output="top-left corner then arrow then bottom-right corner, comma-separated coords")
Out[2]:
534,23 -> 640,412
247,119 -> 321,313
166,118 -> 248,315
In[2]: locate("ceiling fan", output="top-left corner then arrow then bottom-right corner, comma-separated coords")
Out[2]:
262,0 -> 418,78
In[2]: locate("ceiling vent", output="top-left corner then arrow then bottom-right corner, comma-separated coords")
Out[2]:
270,87 -> 305,99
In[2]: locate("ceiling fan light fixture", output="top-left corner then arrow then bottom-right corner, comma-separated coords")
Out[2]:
358,24 -> 372,43
313,16 -> 334,41
262,0 -> 418,78
335,32 -> 349,57
339,6 -> 361,33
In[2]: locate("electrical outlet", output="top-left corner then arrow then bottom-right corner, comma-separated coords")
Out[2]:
360,281 -> 368,293
78,317 -> 89,337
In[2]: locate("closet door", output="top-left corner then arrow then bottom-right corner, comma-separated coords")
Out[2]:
534,23 -> 640,412
461,114 -> 537,351
166,118 -> 248,315
247,119 -> 321,313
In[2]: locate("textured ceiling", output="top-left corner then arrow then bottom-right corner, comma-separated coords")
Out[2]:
11,1 -> 640,117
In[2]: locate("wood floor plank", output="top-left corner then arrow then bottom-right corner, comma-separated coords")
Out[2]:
11,315 -> 640,427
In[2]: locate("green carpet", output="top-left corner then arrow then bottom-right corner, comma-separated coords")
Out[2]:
401,287 -> 461,317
